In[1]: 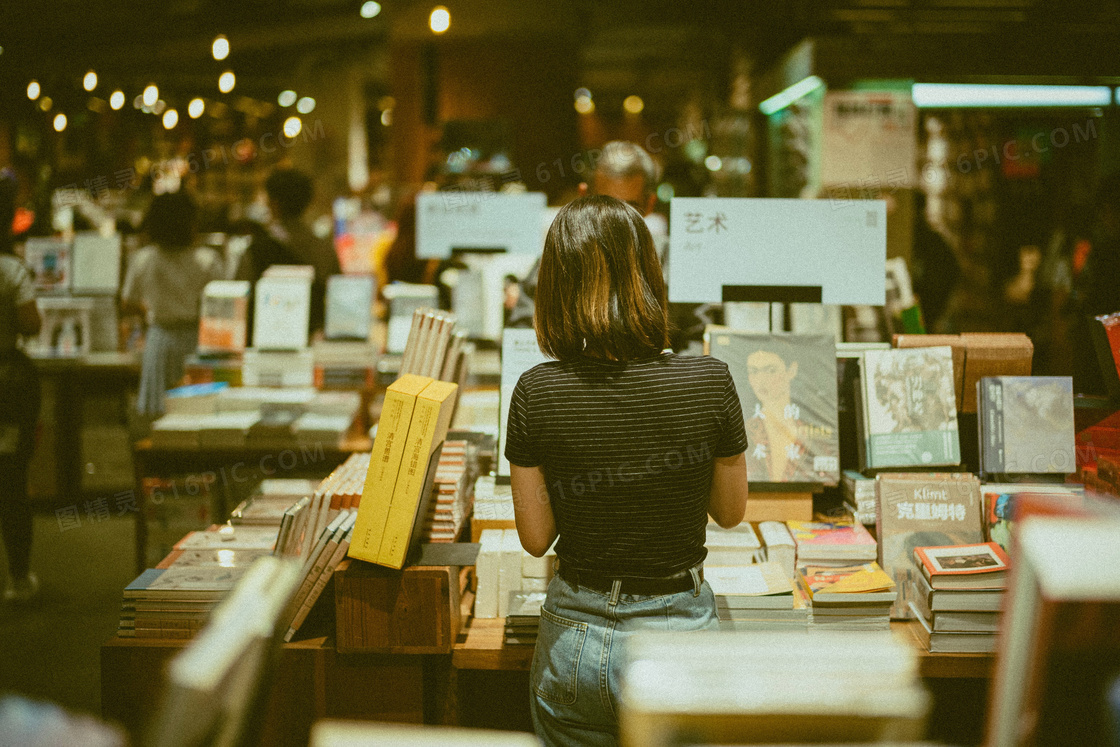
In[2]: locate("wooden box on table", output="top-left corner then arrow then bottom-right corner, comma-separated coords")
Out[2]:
334,559 -> 464,654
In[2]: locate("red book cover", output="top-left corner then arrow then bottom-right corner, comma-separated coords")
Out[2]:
914,541 -> 1009,577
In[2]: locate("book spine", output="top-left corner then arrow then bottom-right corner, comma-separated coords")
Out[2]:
398,309 -> 424,375
984,378 -> 1005,473
378,393 -> 454,568
349,388 -> 417,562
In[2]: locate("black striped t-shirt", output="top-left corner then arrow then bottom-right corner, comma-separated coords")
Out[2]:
504,353 -> 748,579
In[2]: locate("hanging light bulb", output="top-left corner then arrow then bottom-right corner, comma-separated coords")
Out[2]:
83,71 -> 98,91
53,113 -> 67,132
163,109 -> 179,129
143,84 -> 159,107
278,90 -> 297,107
429,6 -> 450,33
27,80 -> 40,100
109,90 -> 125,110
212,35 -> 229,61
283,116 -> 302,138
296,96 -> 315,114
218,71 -> 236,94
188,98 -> 205,119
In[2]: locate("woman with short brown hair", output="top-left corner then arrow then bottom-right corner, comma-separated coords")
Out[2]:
505,195 -> 749,746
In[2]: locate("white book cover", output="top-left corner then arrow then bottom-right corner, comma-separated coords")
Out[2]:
253,276 -> 311,350
324,275 -> 374,341
71,232 -> 121,294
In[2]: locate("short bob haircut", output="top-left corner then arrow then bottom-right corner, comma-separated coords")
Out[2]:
144,191 -> 197,249
535,195 -> 669,361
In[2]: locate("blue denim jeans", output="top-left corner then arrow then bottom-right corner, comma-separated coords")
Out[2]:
529,568 -> 718,747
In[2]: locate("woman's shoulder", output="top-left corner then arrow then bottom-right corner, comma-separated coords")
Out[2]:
656,353 -> 731,377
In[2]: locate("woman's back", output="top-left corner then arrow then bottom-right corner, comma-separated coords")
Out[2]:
123,245 -> 223,327
507,353 -> 745,578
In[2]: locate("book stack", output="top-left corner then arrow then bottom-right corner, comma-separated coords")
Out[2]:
242,347 -> 315,388
619,630 -> 928,745
349,374 -> 459,569
705,521 -> 763,566
313,339 -> 377,390
710,561 -> 809,631
909,542 -> 1009,653
119,525 -> 279,638
842,469 -> 877,525
474,529 -> 556,620
142,474 -> 218,567
470,477 -> 516,540
758,521 -> 797,579
230,478 -> 319,526
876,472 -> 984,619
798,561 -> 897,631
164,382 -> 228,416
422,440 -> 476,543
786,519 -> 878,568
503,591 -> 547,646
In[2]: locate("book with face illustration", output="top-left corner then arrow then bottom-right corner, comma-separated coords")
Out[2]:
704,328 -> 839,485
860,346 -> 960,469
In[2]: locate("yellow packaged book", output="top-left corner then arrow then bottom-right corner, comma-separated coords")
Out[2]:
378,379 -> 460,569
348,374 -> 432,563
797,562 -> 897,604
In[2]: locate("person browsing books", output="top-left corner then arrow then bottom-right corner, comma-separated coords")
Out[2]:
505,195 -> 749,747
122,191 -> 224,416
0,169 -> 43,603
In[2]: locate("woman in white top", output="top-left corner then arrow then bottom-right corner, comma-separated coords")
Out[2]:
122,192 -> 223,416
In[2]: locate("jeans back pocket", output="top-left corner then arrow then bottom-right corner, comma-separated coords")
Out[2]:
532,607 -> 589,706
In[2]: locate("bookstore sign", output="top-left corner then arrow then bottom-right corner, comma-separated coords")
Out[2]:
668,198 -> 887,306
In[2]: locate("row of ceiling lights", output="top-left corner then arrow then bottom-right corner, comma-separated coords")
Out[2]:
573,89 -> 645,115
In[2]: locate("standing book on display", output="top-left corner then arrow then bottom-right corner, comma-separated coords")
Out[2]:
876,472 -> 983,619
705,329 -> 840,485
980,482 -> 1083,556
324,275 -> 374,341
252,273 -> 312,350
498,328 -> 551,480
978,376 -> 1075,476
198,281 -> 251,355
859,346 -> 960,469
24,237 -> 70,293
71,232 -> 121,294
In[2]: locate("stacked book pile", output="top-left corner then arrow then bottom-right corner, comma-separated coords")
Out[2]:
842,470 -> 877,525
475,528 -> 556,620
230,478 -> 319,526
758,521 -> 796,579
787,518 -> 878,568
503,591 -> 547,646
709,560 -> 809,631
119,524 -> 278,638
313,344 -> 376,390
705,521 -> 763,566
909,541 -> 1009,653
471,476 -> 516,540
798,561 -> 896,631
422,440 -> 477,543
313,339 -> 377,390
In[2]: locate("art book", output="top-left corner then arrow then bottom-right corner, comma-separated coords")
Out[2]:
860,346 -> 960,469
324,275 -> 374,341
796,562 -> 896,603
24,237 -> 70,293
981,483 -> 1083,556
785,520 -> 877,562
913,541 -> 1009,590
705,329 -> 840,485
978,376 -> 1075,475
876,472 -> 983,618
198,280 -> 250,354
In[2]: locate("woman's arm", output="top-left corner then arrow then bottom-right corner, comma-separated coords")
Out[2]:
510,464 -> 557,557
709,452 -> 748,528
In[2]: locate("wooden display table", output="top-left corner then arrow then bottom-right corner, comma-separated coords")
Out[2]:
29,351 -> 141,506
130,435 -> 372,572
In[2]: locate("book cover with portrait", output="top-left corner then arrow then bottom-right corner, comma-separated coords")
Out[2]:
705,328 -> 839,485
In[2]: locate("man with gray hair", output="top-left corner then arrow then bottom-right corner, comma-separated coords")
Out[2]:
507,141 -> 662,326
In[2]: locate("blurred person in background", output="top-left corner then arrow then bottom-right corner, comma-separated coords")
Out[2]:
507,141 -> 663,329
236,167 -> 341,335
0,170 -> 42,603
910,192 -> 960,332
122,191 -> 223,416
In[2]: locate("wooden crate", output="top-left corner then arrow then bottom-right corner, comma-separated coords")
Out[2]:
334,559 -> 462,654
